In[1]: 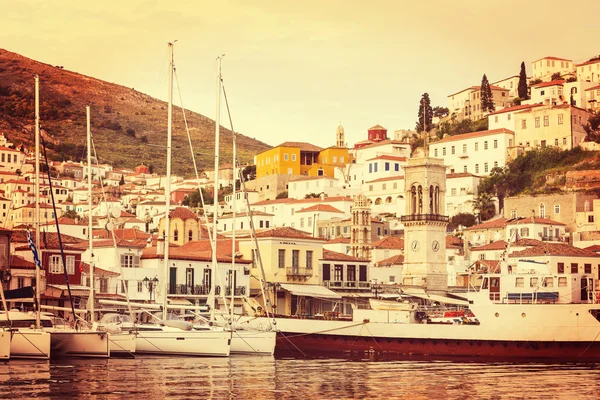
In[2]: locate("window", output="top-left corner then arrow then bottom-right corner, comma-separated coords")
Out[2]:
382,184 -> 386,190
278,249 -> 285,268
291,154 -> 296,161
442,148 -> 446,156
463,144 -> 467,153
520,227 -> 529,237
266,221 -> 270,228
137,282 -> 143,293
571,263 -> 578,274
308,217 -> 312,227
334,265 -> 343,281
369,185 -> 373,191
543,116 -> 549,127
554,205 -> 560,214
475,164 -> 479,173
558,277 -> 567,287
516,277 -> 524,288
259,220 -> 264,228
493,140 -> 498,149
451,188 -> 456,196
434,149 -> 438,157
292,250 -> 299,268
385,162 -> 390,171
484,141 -> 488,150
530,277 -> 539,287
340,156 -> 344,163
463,166 -> 467,173
494,116 -> 498,123
544,277 -> 554,287
521,120 -> 527,129
535,117 -> 540,128
188,230 -> 193,241
395,163 -> 399,171
494,161 -> 498,168
374,163 -> 378,172
510,209 -> 517,219
173,229 -> 178,242
539,203 -> 545,218
121,254 -> 140,268
300,218 -> 304,228
558,262 -> 564,273
558,114 -> 563,124
484,163 -> 488,173
474,142 -> 479,151
306,251 -> 313,269
555,138 -> 559,146
451,146 -> 455,155
563,137 -> 567,145
508,114 -> 512,121
333,156 -> 337,163
585,264 -> 592,274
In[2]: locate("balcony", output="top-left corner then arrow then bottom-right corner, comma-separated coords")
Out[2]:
286,267 -> 313,280
400,214 -> 449,223
324,280 -> 371,290
170,284 -> 247,296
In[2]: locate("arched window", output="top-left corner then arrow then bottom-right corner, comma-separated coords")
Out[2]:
375,198 -> 382,205
188,230 -> 193,242
386,196 -> 392,204
429,185 -> 434,214
539,203 -> 545,218
173,229 -> 179,242
410,185 -> 417,214
418,186 -> 423,214
571,87 -> 578,95
434,186 -> 440,214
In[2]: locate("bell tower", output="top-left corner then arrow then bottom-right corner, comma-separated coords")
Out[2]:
336,125 -> 345,147
401,156 -> 449,294
350,193 -> 372,260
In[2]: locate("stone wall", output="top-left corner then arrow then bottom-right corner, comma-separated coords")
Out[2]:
566,170 -> 600,191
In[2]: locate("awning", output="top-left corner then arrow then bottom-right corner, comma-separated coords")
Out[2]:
167,298 -> 193,306
279,283 -> 342,299
400,289 -> 469,306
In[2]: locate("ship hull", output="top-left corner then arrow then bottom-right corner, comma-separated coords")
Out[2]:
275,331 -> 600,361
135,326 -> 231,357
0,331 -> 10,360
50,331 -> 110,358
8,329 -> 51,359
231,330 -> 276,355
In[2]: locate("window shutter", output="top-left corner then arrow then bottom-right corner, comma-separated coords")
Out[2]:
134,256 -> 140,268
359,265 -> 367,281
322,264 -> 330,281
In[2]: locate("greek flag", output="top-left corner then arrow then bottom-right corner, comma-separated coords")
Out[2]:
27,228 -> 42,269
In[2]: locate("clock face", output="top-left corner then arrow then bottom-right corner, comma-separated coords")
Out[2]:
411,240 -> 420,252
432,240 -> 440,252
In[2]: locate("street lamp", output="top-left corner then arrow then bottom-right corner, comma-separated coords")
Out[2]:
143,276 -> 159,302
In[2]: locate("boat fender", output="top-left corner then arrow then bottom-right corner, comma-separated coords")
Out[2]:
363,318 -> 370,323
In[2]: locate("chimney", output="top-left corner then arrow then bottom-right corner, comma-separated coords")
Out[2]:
320,192 -> 326,201
157,236 -> 165,256
146,237 -> 153,248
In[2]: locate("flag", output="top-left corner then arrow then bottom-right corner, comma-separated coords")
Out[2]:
27,228 -> 42,269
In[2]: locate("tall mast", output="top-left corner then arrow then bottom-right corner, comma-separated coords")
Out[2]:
211,56 -> 222,322
86,106 -> 94,323
34,75 -> 41,330
162,42 -> 174,320
230,94 -> 236,323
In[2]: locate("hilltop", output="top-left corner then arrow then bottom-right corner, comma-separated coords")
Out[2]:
0,49 -> 271,175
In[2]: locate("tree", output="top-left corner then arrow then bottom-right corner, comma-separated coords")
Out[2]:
480,74 -> 495,113
518,62 -> 529,100
304,193 -> 321,199
276,191 -> 288,199
551,72 -> 562,81
478,167 -> 511,214
448,212 -> 477,231
415,93 -> 433,132
63,209 -> 80,219
432,106 -> 449,119
472,192 -> 496,222
241,165 -> 256,181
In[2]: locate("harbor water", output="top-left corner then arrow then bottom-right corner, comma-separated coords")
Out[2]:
1,356 -> 600,399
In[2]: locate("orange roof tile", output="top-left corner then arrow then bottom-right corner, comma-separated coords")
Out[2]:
487,103 -> 543,116
434,129 -> 514,144
296,204 -> 344,214
169,207 -> 198,221
364,175 -> 405,184
575,59 -> 600,67
509,243 -> 600,258
506,217 -> 565,226
366,155 -> 407,162
371,236 -> 404,249
321,249 -> 368,262
471,240 -> 508,251
532,79 -> 565,88
325,237 -> 351,244
376,254 -> 404,267
464,218 -> 507,231
276,142 -> 323,152
533,56 -> 571,62
254,227 -> 325,241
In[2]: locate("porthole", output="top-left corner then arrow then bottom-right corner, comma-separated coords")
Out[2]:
495,312 -> 499,318
521,313 -> 526,318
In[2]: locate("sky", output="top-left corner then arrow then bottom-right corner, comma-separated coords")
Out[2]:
3,0 -> 600,149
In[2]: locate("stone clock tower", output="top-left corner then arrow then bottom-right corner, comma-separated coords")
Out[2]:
400,157 -> 449,294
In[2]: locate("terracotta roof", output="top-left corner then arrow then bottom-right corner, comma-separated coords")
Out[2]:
371,236 -> 404,250
447,172 -> 480,179
169,207 -> 198,221
80,262 -> 120,277
296,204 -> 344,214
354,140 -> 410,150
488,103 -> 543,116
10,255 -> 36,269
321,249 -> 368,262
40,216 -> 87,226
364,175 -> 404,184
464,218 -> 507,231
69,238 -> 149,250
472,259 -> 501,273
376,254 -> 404,267
585,84 -> 600,91
514,238 -> 544,247
141,239 -> 251,263
92,228 -> 154,241
219,211 -> 274,219
533,56 -> 571,62
276,141 -> 323,152
532,79 -> 565,88
584,245 -> 600,252
290,175 -> 336,182
251,196 -> 352,207
368,124 -> 387,131
325,237 -> 350,244
11,230 -> 85,250
433,129 -> 514,144
446,235 -> 463,248
575,59 -> 600,67
506,217 -> 565,226
471,240 -> 508,251
366,155 -> 407,162
253,227 -> 325,241
509,243 -> 600,258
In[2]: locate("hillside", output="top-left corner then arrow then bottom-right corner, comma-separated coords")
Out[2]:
0,49 -> 271,176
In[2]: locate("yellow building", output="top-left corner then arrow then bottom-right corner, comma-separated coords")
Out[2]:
255,141 -> 348,179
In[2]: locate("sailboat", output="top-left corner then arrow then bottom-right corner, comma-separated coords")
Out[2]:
133,43 -> 230,357
0,282 -> 11,359
0,76 -> 51,359
213,64 -> 275,355
83,106 -> 136,356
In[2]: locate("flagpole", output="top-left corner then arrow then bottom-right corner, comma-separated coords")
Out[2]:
34,75 -> 41,330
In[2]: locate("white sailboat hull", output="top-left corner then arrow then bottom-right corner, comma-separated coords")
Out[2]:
50,331 -> 110,358
135,326 -> 231,357
8,329 -> 51,359
0,331 -> 10,360
230,329 -> 276,355
109,332 -> 136,355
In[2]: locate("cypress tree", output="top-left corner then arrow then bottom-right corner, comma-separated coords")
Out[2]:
416,93 -> 433,132
480,74 -> 495,113
518,62 -> 529,100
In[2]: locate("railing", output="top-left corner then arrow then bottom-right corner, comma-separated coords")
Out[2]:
401,214 -> 449,223
170,284 -> 210,295
286,267 -> 313,277
324,280 -> 371,290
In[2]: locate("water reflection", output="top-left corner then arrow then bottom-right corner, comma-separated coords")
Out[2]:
1,356 -> 600,399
